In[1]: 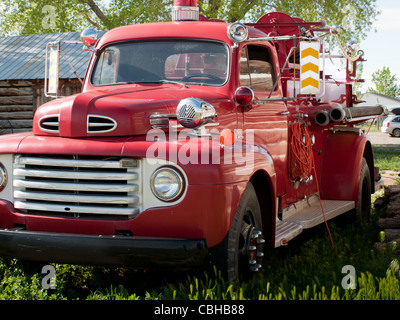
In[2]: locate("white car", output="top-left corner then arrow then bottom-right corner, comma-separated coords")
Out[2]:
381,115 -> 400,137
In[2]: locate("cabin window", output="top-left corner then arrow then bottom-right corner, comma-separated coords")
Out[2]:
239,45 -> 275,91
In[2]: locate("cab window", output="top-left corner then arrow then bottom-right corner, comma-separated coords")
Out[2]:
240,45 -> 275,91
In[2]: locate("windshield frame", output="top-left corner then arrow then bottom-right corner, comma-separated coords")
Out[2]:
89,39 -> 231,88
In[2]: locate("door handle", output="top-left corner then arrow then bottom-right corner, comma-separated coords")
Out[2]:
280,111 -> 290,115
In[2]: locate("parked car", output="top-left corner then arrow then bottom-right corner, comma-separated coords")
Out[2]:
381,115 -> 400,137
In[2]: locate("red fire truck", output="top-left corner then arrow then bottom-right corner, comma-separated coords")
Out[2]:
0,0 -> 383,281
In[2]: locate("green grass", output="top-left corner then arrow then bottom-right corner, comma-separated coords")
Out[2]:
373,146 -> 400,171
0,212 -> 399,300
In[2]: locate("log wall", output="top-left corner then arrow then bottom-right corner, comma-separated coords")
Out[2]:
0,79 -> 82,135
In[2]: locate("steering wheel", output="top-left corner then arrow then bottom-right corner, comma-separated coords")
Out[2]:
182,73 -> 221,82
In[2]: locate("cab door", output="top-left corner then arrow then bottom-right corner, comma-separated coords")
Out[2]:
239,43 -> 288,197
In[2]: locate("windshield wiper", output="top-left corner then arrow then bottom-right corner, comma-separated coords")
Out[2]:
111,80 -> 188,88
158,80 -> 188,88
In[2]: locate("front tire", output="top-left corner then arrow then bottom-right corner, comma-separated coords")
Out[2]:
355,158 -> 371,222
209,182 -> 264,282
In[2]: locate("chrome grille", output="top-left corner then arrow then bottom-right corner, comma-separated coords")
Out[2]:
13,155 -> 141,218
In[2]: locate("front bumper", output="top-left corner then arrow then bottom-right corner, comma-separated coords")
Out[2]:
0,228 -> 208,268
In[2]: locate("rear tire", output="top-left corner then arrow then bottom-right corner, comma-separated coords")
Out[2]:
393,129 -> 400,138
209,182 -> 264,282
355,158 -> 371,222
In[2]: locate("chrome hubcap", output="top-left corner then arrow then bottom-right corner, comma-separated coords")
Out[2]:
248,229 -> 265,272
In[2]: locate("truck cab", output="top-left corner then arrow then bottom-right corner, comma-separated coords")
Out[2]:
0,1 -> 381,281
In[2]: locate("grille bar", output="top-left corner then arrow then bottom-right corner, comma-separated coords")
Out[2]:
13,155 -> 141,218
14,201 -> 139,216
14,180 -> 138,193
15,156 -> 137,169
14,168 -> 138,181
14,190 -> 138,204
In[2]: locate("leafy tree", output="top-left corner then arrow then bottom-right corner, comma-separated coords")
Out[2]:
0,0 -> 378,48
368,67 -> 400,99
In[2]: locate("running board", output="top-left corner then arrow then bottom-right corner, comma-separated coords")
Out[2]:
275,199 -> 355,248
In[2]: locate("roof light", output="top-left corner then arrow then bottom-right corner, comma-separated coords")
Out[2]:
227,22 -> 248,43
172,0 -> 199,21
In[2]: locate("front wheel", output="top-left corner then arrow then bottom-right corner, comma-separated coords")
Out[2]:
355,157 -> 371,222
209,182 -> 265,282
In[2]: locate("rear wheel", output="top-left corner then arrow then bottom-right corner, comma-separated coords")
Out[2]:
209,182 -> 264,282
355,158 -> 371,222
393,128 -> 400,138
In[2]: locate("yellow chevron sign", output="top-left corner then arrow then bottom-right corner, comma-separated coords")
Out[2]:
300,41 -> 320,95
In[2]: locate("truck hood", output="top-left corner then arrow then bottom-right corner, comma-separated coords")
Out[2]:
33,85 -> 232,138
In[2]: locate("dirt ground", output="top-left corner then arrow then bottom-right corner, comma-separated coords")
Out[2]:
366,132 -> 400,187
380,170 -> 400,186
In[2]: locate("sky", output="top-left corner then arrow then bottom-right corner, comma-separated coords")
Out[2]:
339,0 -> 400,93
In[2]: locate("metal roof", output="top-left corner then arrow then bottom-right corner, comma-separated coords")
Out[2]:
0,31 -> 106,81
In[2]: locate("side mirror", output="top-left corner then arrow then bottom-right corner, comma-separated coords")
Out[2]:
81,26 -> 98,50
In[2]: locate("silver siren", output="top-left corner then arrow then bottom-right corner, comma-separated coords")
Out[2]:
176,98 -> 217,128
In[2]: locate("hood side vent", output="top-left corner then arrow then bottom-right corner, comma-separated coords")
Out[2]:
87,115 -> 117,133
39,115 -> 60,133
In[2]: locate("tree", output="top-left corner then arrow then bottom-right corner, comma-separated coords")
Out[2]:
0,0 -> 379,46
368,67 -> 400,99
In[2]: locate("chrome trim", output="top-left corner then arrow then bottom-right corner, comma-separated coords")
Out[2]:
0,163 -> 7,192
149,114 -> 177,129
172,5 -> 199,21
38,114 -> 60,133
87,114 -> 117,133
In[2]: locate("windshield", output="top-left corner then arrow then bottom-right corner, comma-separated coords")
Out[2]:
91,40 -> 229,86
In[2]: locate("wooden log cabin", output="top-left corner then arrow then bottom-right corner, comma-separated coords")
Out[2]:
0,32 -> 104,135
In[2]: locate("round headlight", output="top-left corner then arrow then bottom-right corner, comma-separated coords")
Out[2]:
150,167 -> 184,202
0,163 -> 7,192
